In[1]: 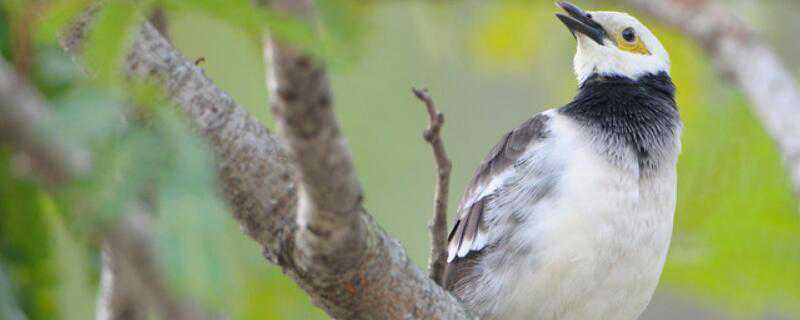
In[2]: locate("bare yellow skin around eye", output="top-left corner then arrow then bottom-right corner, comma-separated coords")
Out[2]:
615,34 -> 651,55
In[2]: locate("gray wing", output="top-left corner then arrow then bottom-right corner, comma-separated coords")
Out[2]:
443,112 -> 551,291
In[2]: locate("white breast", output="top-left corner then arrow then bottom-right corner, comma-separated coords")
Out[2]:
478,112 -> 678,320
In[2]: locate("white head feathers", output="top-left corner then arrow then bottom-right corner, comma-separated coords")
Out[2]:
571,11 -> 670,84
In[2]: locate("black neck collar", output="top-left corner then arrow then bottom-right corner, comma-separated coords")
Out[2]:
559,72 -> 680,172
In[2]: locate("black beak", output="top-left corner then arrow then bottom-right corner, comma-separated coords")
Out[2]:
555,2 -> 606,45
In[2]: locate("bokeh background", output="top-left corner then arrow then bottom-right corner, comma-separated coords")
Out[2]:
1,0 -> 799,319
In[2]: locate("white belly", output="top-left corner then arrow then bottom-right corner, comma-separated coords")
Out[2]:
485,116 -> 678,320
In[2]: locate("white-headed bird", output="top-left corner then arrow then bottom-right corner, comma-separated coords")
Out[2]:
443,2 -> 681,319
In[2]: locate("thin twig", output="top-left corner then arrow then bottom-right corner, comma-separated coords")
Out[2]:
412,88 -> 452,285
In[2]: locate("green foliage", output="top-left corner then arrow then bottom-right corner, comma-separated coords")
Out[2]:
41,195 -> 96,320
2,1 -> 799,319
153,107 -> 234,309
83,1 -> 149,83
33,0 -> 92,45
0,151 -> 57,320
0,6 -> 11,59
163,0 -> 314,46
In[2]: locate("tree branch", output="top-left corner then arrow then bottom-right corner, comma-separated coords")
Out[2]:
61,4 -> 472,319
412,88 -> 451,285
265,0 -> 366,274
258,1 -> 470,317
625,0 -> 800,197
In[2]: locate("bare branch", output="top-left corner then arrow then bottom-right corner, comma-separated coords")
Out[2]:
265,2 -> 365,273
260,1 -> 470,317
412,88 -> 451,285
626,0 -> 800,197
61,5 -> 472,319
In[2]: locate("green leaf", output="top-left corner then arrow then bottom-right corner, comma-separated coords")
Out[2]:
59,126 -> 168,232
152,109 -> 234,310
33,0 -> 93,45
82,1 -> 147,83
315,0 -> 368,67
163,0 -> 317,54
51,86 -> 125,146
41,194 -> 95,320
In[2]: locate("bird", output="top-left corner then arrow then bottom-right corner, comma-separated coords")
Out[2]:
442,2 -> 681,320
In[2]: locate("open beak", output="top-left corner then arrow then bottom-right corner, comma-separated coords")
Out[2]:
555,2 -> 606,45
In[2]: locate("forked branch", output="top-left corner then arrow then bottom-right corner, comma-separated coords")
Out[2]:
59,1 -> 472,318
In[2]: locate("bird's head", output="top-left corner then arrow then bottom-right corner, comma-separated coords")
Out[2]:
556,2 -> 669,84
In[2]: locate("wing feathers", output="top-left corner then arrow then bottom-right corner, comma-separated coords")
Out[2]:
444,112 -> 551,276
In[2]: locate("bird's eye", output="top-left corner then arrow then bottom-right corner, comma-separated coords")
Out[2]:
621,27 -> 636,43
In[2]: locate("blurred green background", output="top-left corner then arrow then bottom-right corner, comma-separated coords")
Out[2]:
1,0 -> 799,319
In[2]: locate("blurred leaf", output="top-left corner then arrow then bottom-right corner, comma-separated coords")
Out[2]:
163,0 -> 316,51
0,5 -> 11,59
51,86 -> 126,146
63,127 -> 167,231
0,150 -> 57,320
0,262 -> 28,320
153,109 -> 234,310
29,47 -> 83,97
468,2 -> 550,71
315,0 -> 368,68
83,0 -> 148,83
33,0 -> 92,45
41,194 -> 95,320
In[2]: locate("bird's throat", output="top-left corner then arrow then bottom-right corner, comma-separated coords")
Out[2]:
559,72 -> 680,173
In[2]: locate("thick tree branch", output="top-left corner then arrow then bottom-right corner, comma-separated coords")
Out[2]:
412,88 -> 451,285
265,0 -> 366,274
259,1 -> 470,317
61,5 -> 472,319
626,0 -> 800,197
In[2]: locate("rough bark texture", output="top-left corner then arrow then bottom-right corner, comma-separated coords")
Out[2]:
259,1 -> 470,317
626,0 -> 800,196
412,88 -> 451,285
266,30 -> 366,276
61,4 -> 472,319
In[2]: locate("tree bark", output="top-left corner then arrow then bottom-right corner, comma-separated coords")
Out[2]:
61,3 -> 472,319
626,0 -> 800,197
258,1 -> 469,317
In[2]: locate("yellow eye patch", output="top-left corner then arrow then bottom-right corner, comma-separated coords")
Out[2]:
615,33 -> 650,55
